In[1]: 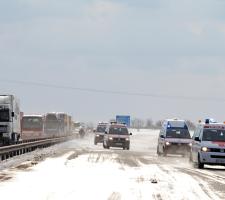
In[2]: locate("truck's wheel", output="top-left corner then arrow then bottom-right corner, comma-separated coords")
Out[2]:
103,142 -> 106,149
157,146 -> 161,156
163,148 -> 167,157
189,152 -> 193,162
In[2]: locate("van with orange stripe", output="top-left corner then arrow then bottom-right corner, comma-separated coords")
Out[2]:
190,119 -> 225,168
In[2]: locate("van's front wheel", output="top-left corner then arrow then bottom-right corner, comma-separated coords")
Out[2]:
157,146 -> 162,156
197,154 -> 204,169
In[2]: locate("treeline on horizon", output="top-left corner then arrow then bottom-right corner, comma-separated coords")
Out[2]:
130,118 -> 196,130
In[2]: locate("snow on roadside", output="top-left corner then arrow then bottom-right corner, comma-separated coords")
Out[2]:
0,150 -> 220,200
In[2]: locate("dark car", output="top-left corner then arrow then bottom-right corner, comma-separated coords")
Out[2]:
103,123 -> 132,150
94,123 -> 108,145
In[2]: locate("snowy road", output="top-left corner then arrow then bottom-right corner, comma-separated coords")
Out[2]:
0,130 -> 225,200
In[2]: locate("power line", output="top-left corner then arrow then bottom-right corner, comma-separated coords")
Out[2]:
1,79 -> 225,102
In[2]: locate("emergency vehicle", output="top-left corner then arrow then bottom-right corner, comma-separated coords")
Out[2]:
190,119 -> 225,169
157,119 -> 192,156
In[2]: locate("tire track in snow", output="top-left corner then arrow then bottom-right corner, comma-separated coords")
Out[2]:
179,168 -> 225,199
108,192 -> 122,200
152,164 -> 219,200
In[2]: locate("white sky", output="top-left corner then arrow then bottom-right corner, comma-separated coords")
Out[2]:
0,0 -> 225,122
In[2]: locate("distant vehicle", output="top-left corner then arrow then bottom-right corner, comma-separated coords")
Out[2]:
190,119 -> 225,169
157,119 -> 192,156
21,115 -> 44,140
116,115 -> 131,127
57,112 -> 73,136
0,95 -> 21,145
103,122 -> 132,150
44,112 -> 61,137
94,122 -> 108,145
67,115 -> 72,135
73,121 -> 86,138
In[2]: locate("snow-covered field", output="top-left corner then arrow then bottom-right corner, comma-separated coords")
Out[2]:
0,130 -> 224,200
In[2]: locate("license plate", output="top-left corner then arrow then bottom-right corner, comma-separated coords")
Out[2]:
116,143 -> 122,145
216,159 -> 225,164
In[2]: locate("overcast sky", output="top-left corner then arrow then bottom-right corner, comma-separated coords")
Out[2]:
1,0 -> 225,123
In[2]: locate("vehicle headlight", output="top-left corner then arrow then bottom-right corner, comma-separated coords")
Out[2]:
189,143 -> 192,147
109,137 -> 113,140
96,134 -> 100,137
201,147 -> 209,152
165,142 -> 170,146
125,138 -> 130,141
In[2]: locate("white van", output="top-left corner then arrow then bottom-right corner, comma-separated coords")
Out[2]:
157,119 -> 192,156
190,119 -> 225,169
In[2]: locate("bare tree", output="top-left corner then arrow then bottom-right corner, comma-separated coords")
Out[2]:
131,118 -> 145,129
155,120 -> 163,129
145,118 -> 153,129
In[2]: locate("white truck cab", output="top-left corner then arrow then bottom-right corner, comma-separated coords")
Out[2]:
190,119 -> 225,169
0,95 -> 21,145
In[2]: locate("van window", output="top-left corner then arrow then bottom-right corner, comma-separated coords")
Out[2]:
97,125 -> 106,133
202,129 -> 225,142
109,127 -> 128,135
166,128 -> 191,139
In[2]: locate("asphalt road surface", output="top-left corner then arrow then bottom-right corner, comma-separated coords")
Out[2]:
0,129 -> 225,200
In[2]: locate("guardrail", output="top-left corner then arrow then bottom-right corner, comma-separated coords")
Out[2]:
0,136 -> 72,161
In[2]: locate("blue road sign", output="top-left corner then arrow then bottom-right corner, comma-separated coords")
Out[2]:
116,115 -> 131,127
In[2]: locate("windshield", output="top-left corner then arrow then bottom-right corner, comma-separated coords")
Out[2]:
166,128 -> 191,139
109,127 -> 128,135
45,121 -> 59,129
0,108 -> 10,122
46,114 -> 57,121
97,126 -> 106,133
22,117 -> 43,129
202,129 -> 225,142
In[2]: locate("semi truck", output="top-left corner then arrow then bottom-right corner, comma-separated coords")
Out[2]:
0,95 -> 21,145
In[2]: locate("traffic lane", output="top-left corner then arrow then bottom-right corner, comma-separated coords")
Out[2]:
0,130 -> 224,199
59,136 -> 222,200
76,131 -> 225,198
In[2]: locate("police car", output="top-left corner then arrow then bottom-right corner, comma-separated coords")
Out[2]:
103,122 -> 132,150
190,119 -> 225,169
94,122 -> 108,145
157,119 -> 192,156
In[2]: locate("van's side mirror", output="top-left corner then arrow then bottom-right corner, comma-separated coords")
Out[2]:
93,129 -> 96,133
130,133 -> 132,135
11,112 -> 15,117
160,135 -> 165,139
194,136 -> 200,142
105,131 -> 107,134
